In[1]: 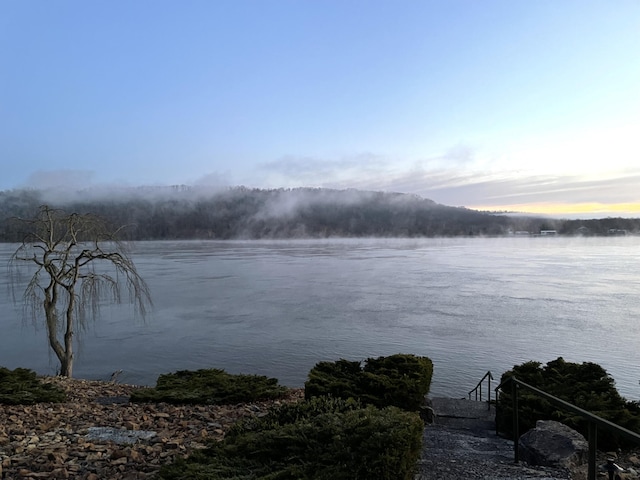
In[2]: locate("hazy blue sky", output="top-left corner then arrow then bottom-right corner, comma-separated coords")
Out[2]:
2,1 -> 639,217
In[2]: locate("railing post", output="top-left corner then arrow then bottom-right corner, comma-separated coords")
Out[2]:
588,421 -> 597,480
495,391 -> 500,436
512,380 -> 519,463
469,371 -> 494,406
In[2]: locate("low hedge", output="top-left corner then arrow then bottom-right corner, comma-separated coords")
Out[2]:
0,367 -> 66,405
158,396 -> 423,480
304,353 -> 433,410
130,368 -> 288,405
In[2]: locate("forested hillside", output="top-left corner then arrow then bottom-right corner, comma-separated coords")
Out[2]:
0,186 -> 638,241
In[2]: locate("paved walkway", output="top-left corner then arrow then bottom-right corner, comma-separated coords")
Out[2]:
414,398 -> 572,480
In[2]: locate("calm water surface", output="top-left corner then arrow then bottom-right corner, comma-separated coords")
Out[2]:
1,237 -> 639,399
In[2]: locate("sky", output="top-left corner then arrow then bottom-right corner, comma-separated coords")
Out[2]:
1,1 -> 639,218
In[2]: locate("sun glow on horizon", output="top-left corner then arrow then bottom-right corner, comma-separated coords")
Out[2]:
469,202 -> 640,219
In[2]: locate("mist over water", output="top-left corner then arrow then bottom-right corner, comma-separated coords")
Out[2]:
2,237 -> 639,399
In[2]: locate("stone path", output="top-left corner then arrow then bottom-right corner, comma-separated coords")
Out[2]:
414,397 -> 572,480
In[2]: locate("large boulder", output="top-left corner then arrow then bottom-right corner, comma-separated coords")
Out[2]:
518,420 -> 588,468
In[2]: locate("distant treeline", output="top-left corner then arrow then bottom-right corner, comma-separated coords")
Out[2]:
1,186 -> 639,241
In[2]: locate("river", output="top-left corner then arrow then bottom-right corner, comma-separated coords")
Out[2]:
1,237 -> 639,399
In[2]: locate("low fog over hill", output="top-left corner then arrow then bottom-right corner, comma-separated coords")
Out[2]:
0,186 -> 638,241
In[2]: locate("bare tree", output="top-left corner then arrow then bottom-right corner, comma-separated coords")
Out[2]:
9,205 -> 152,377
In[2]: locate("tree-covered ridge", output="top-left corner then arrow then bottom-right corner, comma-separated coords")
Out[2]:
1,186 -> 639,241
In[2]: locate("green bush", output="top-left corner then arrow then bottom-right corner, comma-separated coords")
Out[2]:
0,367 -> 66,404
305,353 -> 433,410
230,394 -> 364,434
158,396 -> 423,480
497,357 -> 640,449
303,359 -> 363,400
130,369 -> 288,405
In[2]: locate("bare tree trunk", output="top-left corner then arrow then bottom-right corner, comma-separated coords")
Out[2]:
62,287 -> 75,377
60,356 -> 72,378
44,284 -> 67,374
44,282 -> 74,377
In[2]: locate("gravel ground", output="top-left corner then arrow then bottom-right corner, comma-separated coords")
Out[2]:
0,377 -> 303,479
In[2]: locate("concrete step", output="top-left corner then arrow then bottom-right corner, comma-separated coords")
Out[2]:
430,396 -> 496,433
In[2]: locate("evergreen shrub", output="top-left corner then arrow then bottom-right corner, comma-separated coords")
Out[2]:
130,368 -> 288,405
157,395 -> 423,480
497,357 -> 640,449
0,367 -> 66,404
304,353 -> 433,410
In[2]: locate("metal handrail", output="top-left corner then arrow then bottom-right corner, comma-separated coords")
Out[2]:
468,370 -> 493,409
495,375 -> 640,480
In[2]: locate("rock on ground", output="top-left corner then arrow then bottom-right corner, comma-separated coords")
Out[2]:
518,420 -> 588,469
